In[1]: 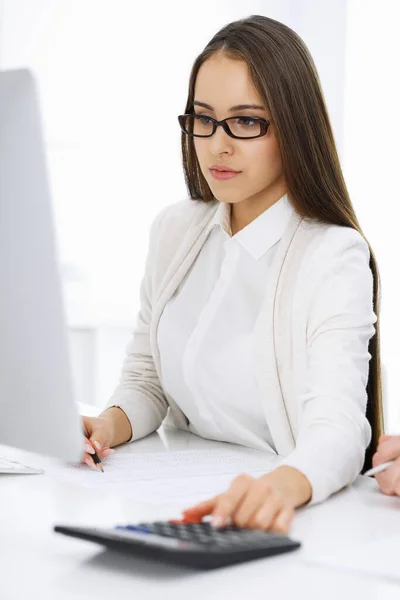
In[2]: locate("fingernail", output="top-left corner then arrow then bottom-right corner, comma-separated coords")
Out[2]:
84,443 -> 95,454
102,448 -> 115,457
93,441 -> 102,450
211,515 -> 225,528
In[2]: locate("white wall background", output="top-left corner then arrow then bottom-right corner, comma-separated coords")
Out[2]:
3,0 -> 397,428
344,0 -> 400,429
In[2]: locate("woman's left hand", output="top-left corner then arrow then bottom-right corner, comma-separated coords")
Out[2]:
372,435 -> 400,496
182,466 -> 312,534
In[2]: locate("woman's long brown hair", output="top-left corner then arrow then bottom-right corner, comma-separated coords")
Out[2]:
180,15 -> 382,470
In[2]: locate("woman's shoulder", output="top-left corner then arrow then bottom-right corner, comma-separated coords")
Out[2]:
152,198 -> 218,237
294,218 -> 372,287
301,218 -> 370,261
146,199 -> 218,277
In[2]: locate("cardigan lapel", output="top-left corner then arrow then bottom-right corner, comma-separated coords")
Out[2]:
150,202 -> 219,381
253,211 -> 304,456
272,218 -> 314,441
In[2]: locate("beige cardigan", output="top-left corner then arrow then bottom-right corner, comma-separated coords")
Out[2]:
106,198 -> 376,504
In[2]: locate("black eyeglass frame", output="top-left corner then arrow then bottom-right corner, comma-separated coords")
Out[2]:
177,114 -> 271,140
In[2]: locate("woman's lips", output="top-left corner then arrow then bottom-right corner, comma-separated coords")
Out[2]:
209,169 -> 241,181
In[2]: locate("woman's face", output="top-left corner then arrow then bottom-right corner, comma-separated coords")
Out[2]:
193,52 -> 286,209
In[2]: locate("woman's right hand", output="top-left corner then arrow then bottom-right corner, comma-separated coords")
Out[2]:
82,414 -> 115,469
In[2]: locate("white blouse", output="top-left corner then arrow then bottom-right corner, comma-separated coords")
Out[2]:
157,194 -> 294,452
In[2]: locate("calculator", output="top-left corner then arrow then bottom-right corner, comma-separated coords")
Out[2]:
54,520 -> 301,569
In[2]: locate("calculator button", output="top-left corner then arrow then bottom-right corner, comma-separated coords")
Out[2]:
131,521 -> 293,552
169,517 -> 203,524
115,525 -> 151,534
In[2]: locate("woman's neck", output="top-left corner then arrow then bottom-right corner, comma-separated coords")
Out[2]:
230,180 -> 288,235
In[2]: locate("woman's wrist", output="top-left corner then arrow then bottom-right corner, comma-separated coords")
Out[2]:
100,406 -> 132,447
262,465 -> 312,507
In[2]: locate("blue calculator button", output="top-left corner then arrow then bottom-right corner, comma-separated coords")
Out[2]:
115,525 -> 151,534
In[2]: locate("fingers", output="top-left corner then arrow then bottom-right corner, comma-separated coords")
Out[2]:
375,457 -> 400,496
102,448 -> 115,458
81,432 -> 115,468
81,415 -> 115,464
84,455 -> 99,470
82,415 -> 113,452
232,476 -> 289,532
270,507 -> 295,534
234,478 -> 282,528
88,436 -> 108,455
246,497 -> 282,531
84,441 -> 95,455
183,474 -> 293,533
183,496 -> 220,519
81,434 -> 95,466
211,474 -> 252,527
375,435 -> 400,463
82,448 -> 115,469
183,477 -> 253,525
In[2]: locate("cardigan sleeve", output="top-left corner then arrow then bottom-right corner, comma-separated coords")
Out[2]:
104,208 -> 169,441
280,237 -> 377,504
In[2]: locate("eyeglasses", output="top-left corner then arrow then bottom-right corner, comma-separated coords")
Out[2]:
178,114 -> 271,140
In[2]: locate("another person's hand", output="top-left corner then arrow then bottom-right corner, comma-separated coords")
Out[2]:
82,414 -> 115,469
372,435 -> 400,496
182,466 -> 312,534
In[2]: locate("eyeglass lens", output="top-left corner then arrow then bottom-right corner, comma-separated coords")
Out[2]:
182,115 -> 264,138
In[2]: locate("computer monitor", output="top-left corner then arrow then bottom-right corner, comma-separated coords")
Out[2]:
0,69 -> 83,462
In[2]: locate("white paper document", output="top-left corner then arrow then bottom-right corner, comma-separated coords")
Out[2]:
304,535 -> 400,583
45,448 -> 279,505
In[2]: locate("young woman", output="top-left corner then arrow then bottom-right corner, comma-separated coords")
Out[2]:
82,15 -> 383,533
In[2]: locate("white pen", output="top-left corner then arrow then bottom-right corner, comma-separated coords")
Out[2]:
364,460 -> 395,477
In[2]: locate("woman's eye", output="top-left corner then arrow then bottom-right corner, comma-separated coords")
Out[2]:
195,115 -> 212,125
237,117 -> 257,127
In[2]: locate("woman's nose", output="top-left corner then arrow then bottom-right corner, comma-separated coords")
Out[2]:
208,124 -> 234,155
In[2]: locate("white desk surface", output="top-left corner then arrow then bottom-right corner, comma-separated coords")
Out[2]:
1,422 -> 400,600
